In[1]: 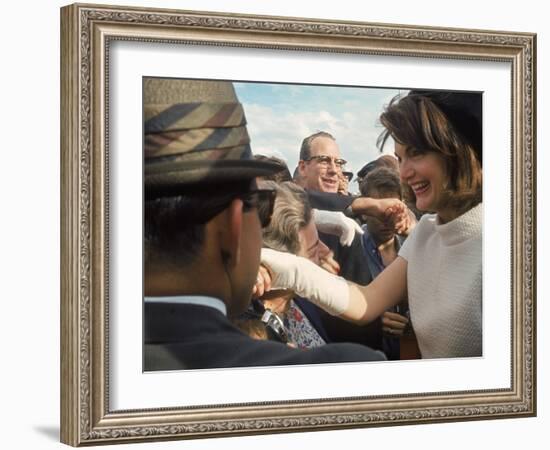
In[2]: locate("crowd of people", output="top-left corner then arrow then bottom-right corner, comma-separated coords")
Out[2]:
143,77 -> 483,370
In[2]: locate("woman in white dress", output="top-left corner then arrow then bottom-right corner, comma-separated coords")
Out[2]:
261,90 -> 483,359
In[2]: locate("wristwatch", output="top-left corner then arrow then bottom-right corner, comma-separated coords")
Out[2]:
261,309 -> 289,344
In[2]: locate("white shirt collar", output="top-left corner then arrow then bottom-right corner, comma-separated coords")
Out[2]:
144,295 -> 227,316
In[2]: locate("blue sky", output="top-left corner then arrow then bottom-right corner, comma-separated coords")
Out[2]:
235,82 -> 405,192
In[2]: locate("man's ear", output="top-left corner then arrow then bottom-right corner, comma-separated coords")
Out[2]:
217,198 -> 243,268
298,160 -> 307,177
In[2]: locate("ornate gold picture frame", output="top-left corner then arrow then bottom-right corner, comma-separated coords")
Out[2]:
60,3 -> 536,446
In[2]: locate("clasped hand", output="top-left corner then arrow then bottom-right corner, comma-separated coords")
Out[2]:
375,198 -> 415,236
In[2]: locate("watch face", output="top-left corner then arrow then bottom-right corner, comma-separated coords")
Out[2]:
261,310 -> 289,343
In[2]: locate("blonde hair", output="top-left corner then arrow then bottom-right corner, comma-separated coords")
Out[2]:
261,181 -> 312,254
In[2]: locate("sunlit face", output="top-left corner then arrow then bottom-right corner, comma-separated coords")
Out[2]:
296,220 -> 329,265
394,142 -> 453,221
299,137 -> 342,193
364,188 -> 400,244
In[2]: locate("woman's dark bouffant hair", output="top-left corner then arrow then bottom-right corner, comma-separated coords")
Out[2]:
378,91 -> 482,215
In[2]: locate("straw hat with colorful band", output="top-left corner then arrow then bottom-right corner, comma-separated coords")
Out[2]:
145,125 -> 250,158
145,102 -> 246,132
144,78 -> 282,196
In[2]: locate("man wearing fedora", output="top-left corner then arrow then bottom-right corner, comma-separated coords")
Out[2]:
143,77 -> 385,370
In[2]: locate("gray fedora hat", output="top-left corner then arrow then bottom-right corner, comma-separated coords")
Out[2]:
144,77 -> 282,198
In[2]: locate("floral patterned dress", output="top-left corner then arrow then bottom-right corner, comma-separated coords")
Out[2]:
280,300 -> 326,349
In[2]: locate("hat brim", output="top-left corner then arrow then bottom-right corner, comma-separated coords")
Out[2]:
145,159 -> 284,199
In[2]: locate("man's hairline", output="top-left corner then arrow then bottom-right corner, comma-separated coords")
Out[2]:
301,132 -> 338,161
309,135 -> 339,155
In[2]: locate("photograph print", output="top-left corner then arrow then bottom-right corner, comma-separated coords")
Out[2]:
143,76 -> 483,372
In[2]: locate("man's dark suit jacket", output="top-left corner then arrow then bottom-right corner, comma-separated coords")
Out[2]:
144,302 -> 385,371
307,190 -> 383,351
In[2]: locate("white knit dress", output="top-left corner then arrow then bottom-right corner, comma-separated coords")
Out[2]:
398,203 -> 482,359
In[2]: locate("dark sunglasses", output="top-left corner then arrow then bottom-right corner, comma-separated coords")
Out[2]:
151,186 -> 277,228
240,188 -> 277,228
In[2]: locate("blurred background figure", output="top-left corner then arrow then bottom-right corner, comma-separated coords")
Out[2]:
254,154 -> 293,183
359,166 -> 417,359
356,154 -> 399,183
338,170 -> 353,196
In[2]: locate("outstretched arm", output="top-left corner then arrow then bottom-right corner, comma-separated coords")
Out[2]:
260,249 -> 408,325
344,256 -> 408,324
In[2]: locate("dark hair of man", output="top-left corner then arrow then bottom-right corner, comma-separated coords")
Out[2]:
145,180 -> 252,269
359,166 -> 402,199
260,180 -> 312,255
299,131 -> 336,161
253,155 -> 292,183
356,155 -> 400,184
378,92 -> 482,214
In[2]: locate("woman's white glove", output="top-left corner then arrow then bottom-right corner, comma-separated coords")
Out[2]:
260,248 -> 350,316
313,209 -> 363,246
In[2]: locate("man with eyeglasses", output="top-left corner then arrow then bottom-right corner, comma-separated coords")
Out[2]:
297,131 -> 376,217
298,131 -> 347,194
143,78 -> 385,370
295,132 -> 415,353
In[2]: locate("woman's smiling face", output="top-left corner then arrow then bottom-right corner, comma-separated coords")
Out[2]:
394,142 -> 455,222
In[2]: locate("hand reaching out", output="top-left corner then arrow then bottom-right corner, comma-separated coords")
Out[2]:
371,199 -> 416,236
318,249 -> 340,275
313,209 -> 363,247
384,203 -> 413,235
382,311 -> 409,336
251,264 -> 272,298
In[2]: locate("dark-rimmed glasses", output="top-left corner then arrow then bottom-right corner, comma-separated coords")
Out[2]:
304,155 -> 347,168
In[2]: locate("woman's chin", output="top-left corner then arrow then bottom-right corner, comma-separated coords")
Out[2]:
415,198 -> 435,214
415,200 -> 428,212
